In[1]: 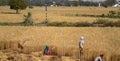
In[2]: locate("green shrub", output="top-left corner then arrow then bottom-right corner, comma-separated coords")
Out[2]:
59,22 -> 72,26
23,12 -> 34,26
108,10 -> 116,17
39,19 -> 120,27
93,19 -> 108,24
48,21 -> 91,27
100,14 -> 105,17
48,22 -> 68,27
92,19 -> 109,27
93,19 -> 120,27
75,13 -> 80,16
117,11 -> 120,17
41,19 -> 49,26
74,21 -> 91,27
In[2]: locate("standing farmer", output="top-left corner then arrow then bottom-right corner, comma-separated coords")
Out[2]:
79,36 -> 84,55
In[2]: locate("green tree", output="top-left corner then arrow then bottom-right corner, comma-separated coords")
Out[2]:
73,1 -> 79,6
0,0 -> 2,5
9,0 -> 28,14
104,0 -> 116,6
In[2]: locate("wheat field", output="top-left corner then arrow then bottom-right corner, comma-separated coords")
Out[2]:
0,26 -> 120,53
0,6 -> 120,23
0,6 -> 120,61
0,26 -> 120,61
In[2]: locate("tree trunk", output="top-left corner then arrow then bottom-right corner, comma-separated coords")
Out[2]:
16,9 -> 19,14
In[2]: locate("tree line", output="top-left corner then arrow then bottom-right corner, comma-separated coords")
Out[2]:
0,0 -> 116,14
0,0 -> 116,6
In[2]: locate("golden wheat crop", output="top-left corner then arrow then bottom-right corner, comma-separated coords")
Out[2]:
0,26 -> 119,54
0,6 -> 120,61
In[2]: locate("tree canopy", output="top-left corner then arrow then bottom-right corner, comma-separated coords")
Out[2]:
0,0 -> 2,5
104,0 -> 116,6
9,0 -> 28,13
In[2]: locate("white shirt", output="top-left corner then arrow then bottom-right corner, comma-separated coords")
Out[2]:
79,39 -> 84,48
95,56 -> 103,61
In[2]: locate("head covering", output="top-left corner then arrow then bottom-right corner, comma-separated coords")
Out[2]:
45,45 -> 49,51
100,54 -> 104,57
81,36 -> 84,40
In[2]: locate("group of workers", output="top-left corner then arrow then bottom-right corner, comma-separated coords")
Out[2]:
43,36 -> 104,61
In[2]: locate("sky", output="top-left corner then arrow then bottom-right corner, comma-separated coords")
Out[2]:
83,0 -> 105,2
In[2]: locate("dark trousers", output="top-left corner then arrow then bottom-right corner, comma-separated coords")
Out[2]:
79,48 -> 84,60
80,48 -> 83,55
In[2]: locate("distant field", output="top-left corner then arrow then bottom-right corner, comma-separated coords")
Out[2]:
0,6 -> 120,23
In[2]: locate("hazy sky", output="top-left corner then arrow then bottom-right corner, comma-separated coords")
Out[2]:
83,0 -> 105,2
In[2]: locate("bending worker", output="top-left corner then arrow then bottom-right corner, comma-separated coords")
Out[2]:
95,54 -> 104,61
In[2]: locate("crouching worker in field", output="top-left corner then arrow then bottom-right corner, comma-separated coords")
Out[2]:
43,45 -> 51,55
95,54 -> 104,61
79,36 -> 84,55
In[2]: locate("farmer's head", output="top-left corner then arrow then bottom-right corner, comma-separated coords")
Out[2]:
100,54 -> 104,58
45,45 -> 49,47
81,36 -> 84,40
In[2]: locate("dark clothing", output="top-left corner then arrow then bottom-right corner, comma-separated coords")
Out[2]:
43,45 -> 49,55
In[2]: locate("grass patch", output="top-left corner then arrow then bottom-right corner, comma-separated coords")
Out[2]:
48,22 -> 73,27
74,21 -> 92,27
0,20 -> 120,27
40,19 -> 49,26
81,10 -> 120,19
0,22 -> 24,26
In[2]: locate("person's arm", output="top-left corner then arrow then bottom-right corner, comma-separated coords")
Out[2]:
80,43 -> 83,48
95,57 -> 100,61
79,41 -> 81,48
100,57 -> 103,61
